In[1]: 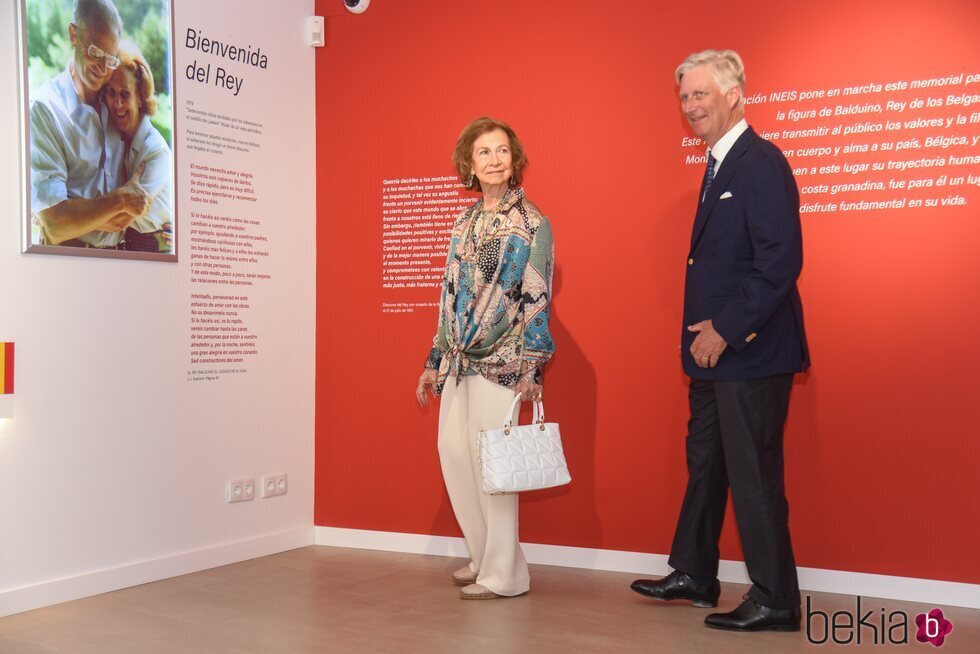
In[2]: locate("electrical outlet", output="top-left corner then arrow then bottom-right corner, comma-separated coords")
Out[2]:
227,478 -> 255,503
261,473 -> 288,498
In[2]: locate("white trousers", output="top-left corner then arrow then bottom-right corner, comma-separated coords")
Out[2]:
438,374 -> 530,596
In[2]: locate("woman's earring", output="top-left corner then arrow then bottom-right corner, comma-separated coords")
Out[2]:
508,175 -> 516,187
465,173 -> 475,188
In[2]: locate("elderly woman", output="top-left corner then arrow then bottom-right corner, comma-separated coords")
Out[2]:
102,40 -> 173,252
416,117 -> 555,600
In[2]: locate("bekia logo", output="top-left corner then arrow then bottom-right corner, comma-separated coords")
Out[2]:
806,596 -> 954,647
915,609 -> 954,648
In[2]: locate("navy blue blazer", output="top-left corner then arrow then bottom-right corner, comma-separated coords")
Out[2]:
681,126 -> 810,381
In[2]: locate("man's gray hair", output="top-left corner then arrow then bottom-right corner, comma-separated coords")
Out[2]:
73,0 -> 123,34
675,49 -> 745,94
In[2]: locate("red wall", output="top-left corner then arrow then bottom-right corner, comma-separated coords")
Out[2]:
315,0 -> 980,584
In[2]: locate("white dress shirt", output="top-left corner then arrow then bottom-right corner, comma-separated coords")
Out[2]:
30,66 -> 124,247
707,118 -> 749,172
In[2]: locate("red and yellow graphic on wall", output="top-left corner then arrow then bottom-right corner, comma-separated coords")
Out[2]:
0,342 -> 14,394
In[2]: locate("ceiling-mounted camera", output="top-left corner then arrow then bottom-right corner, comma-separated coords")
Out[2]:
344,0 -> 370,14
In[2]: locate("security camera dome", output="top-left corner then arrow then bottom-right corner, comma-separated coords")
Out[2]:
344,0 -> 370,14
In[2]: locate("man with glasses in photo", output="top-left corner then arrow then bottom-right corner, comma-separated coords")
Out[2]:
30,0 -> 150,249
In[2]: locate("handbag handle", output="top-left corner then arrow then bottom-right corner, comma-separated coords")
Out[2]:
500,395 -> 546,434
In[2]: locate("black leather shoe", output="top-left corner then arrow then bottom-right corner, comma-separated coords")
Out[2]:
704,596 -> 801,632
630,570 -> 720,608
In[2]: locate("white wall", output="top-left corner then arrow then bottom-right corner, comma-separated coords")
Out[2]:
0,0 -> 316,616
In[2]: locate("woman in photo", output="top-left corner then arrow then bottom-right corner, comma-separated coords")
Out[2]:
416,116 -> 555,600
102,39 -> 173,252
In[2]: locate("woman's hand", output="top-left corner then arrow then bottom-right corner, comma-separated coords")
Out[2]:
416,368 -> 438,407
112,163 -> 151,218
515,380 -> 543,402
97,211 -> 137,233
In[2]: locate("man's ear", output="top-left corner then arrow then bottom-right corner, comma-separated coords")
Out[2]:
727,85 -> 741,110
68,23 -> 78,47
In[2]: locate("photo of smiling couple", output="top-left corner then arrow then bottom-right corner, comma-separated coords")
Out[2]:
26,0 -> 174,256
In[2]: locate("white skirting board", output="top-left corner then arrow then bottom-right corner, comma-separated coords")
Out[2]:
0,526 -> 315,618
315,526 -> 980,610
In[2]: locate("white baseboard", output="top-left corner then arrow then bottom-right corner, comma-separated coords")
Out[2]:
0,526 -> 315,618
315,527 -> 980,609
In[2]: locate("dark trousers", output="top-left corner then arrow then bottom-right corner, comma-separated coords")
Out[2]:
123,227 -> 168,252
667,374 -> 800,609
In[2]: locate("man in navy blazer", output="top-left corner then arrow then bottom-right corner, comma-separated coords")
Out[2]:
631,50 -> 810,632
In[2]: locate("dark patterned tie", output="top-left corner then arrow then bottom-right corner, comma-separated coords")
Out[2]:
702,152 -> 717,202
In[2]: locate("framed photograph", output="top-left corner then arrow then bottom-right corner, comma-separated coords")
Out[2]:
16,0 -> 177,261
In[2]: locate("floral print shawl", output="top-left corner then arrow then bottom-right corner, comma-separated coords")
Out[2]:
425,188 -> 554,394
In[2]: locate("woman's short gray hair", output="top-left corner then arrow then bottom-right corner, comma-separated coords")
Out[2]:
675,49 -> 745,94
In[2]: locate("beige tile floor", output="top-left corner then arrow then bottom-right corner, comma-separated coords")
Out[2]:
0,546 -> 976,653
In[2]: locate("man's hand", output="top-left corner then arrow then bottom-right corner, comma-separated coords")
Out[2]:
36,165 -> 152,244
688,319 -> 728,368
515,380 -> 543,402
416,368 -> 438,407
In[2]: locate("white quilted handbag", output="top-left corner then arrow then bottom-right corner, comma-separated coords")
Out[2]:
478,395 -> 571,495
